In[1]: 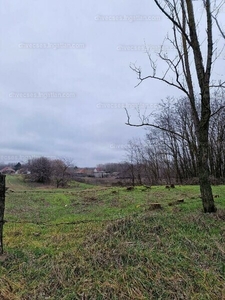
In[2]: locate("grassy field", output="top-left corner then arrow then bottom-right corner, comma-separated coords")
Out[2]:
0,175 -> 225,299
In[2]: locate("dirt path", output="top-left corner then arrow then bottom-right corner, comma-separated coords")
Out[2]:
6,177 -> 26,191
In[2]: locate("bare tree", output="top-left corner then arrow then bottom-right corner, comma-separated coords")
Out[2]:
126,0 -> 225,212
144,132 -> 162,184
208,94 -> 225,179
28,157 -> 52,184
125,141 -> 137,186
156,98 -> 199,181
51,159 -> 71,188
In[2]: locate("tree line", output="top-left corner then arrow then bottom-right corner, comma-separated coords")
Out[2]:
125,95 -> 225,186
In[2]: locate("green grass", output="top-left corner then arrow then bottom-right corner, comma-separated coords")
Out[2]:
0,175 -> 225,299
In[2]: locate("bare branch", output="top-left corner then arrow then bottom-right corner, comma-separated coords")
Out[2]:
212,13 -> 225,39
130,63 -> 190,96
125,107 -> 187,141
210,105 -> 225,118
153,0 -> 192,46
209,80 -> 225,88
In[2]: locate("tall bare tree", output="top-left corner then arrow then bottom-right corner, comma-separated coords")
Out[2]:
126,0 -> 225,212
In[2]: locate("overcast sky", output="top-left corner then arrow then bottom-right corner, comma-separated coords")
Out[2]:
0,1 -> 224,167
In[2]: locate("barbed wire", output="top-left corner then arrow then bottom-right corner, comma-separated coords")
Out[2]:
2,217 -> 127,227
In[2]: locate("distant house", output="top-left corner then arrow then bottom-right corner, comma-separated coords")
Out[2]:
16,168 -> 31,175
74,168 -> 95,177
93,167 -> 108,178
0,167 -> 16,175
112,172 -> 120,178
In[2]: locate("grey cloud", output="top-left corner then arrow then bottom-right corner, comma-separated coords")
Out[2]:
0,0 -> 223,166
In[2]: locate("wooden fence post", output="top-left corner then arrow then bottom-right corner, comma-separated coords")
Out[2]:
0,175 -> 6,255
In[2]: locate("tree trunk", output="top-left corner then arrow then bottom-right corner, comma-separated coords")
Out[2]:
130,164 -> 135,187
0,175 -> 6,255
198,126 -> 217,213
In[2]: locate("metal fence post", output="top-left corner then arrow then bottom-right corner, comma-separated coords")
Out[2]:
0,175 -> 6,255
